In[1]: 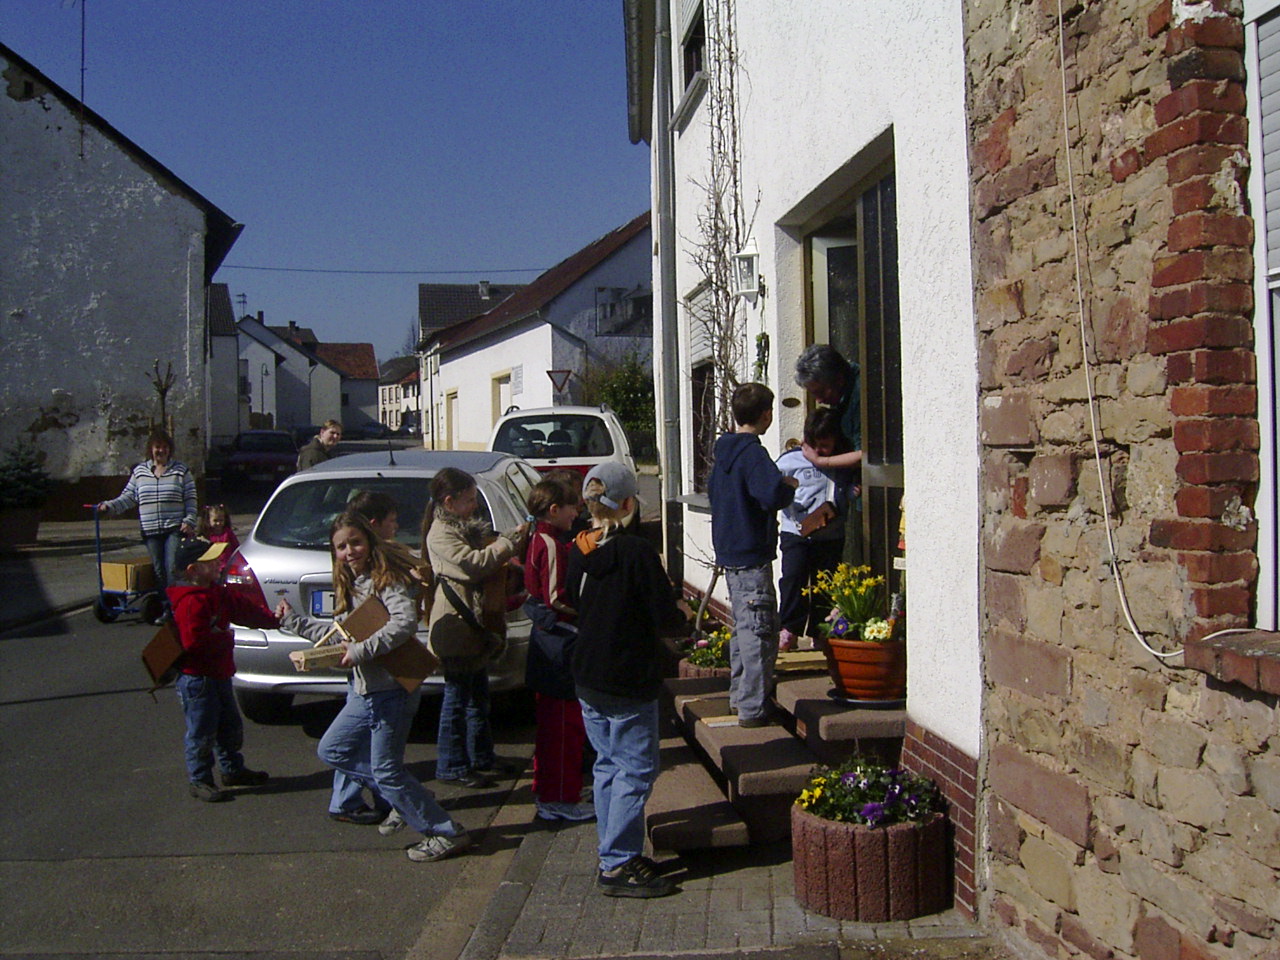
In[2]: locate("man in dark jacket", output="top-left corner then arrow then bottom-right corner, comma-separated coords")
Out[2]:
707,383 -> 798,727
297,420 -> 343,471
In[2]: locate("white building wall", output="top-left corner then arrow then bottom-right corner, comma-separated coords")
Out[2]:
310,366 -> 342,426
1,52 -> 210,478
438,323 -> 555,449
209,334 -> 241,445
239,340 -> 278,424
658,0 -> 981,755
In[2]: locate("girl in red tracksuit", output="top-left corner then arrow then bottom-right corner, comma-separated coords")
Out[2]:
523,479 -> 594,822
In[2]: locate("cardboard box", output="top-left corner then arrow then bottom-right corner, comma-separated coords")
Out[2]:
101,557 -> 155,593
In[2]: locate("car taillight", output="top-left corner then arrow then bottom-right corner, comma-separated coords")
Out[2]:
223,549 -> 269,608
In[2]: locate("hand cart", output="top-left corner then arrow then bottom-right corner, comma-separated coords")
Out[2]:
85,505 -> 164,623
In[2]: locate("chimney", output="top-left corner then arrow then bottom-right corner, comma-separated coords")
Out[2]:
289,320 -> 298,332
478,280 -> 491,299
257,311 -> 264,322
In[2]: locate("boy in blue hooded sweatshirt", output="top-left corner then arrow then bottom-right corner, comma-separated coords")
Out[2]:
707,383 -> 798,727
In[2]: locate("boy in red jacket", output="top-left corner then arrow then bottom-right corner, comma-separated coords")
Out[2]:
167,538 -> 280,802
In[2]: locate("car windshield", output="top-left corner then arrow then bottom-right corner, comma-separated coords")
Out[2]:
492,414 -> 614,459
238,433 -> 295,453
255,476 -> 494,550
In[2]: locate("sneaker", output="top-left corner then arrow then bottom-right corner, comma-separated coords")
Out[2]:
189,780 -> 231,803
378,809 -> 407,837
438,771 -> 495,789
329,805 -> 387,825
221,767 -> 269,787
738,715 -> 772,729
597,855 -> 677,898
406,831 -> 472,863
535,799 -> 596,822
779,628 -> 796,652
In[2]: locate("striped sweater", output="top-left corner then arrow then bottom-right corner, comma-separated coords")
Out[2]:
102,460 -> 197,536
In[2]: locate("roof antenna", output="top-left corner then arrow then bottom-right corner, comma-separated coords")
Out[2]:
386,437 -> 396,466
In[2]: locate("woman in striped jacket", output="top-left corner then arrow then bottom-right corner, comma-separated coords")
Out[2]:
99,431 -> 197,622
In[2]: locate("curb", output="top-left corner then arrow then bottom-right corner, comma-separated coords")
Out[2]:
0,598 -> 93,635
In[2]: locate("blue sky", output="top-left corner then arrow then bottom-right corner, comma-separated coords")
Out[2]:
2,0 -> 650,362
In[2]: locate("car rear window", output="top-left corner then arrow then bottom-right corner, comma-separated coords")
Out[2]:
492,414 -> 614,459
255,477 -> 494,550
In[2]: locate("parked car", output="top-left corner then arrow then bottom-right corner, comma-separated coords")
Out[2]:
221,430 -> 298,490
226,449 -> 543,722
488,404 -> 636,479
358,422 -> 390,439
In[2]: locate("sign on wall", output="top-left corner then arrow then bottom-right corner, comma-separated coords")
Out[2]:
512,364 -> 523,395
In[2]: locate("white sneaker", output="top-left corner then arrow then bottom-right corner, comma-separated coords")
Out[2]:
536,799 -> 596,822
378,809 -> 406,837
406,831 -> 472,862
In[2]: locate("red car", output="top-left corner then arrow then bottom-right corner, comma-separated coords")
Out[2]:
222,430 -> 298,490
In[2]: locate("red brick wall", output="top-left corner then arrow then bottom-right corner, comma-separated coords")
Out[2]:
902,720 -> 978,917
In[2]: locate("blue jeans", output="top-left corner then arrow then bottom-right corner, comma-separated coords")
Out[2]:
176,674 -> 245,784
725,564 -> 780,722
329,686 -> 388,815
317,683 -> 459,837
143,528 -> 180,614
578,688 -> 659,872
436,669 -> 495,779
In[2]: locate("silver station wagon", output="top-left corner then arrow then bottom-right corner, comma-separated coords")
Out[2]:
227,449 -> 541,722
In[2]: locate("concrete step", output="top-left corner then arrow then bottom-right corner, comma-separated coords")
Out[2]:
775,674 -> 907,764
647,732 -> 749,851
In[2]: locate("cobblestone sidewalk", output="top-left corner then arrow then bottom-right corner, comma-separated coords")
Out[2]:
460,818 -> 1001,960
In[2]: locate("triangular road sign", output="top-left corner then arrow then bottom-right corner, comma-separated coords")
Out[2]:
547,369 -> 572,392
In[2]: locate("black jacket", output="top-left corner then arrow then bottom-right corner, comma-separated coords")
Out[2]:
708,432 -> 796,567
567,527 -> 684,700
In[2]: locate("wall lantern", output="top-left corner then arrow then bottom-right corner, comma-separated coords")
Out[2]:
732,243 -> 761,303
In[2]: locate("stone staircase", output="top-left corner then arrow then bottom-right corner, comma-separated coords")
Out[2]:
647,654 -> 908,851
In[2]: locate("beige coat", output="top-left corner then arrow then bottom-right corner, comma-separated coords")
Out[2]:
424,511 -> 517,672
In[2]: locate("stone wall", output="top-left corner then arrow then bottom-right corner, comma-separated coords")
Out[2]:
965,0 -> 1271,957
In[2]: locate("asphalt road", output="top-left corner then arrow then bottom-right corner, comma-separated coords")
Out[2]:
0,608 -> 535,958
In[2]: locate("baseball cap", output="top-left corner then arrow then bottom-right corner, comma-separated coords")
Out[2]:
175,538 -> 228,569
582,461 -> 638,511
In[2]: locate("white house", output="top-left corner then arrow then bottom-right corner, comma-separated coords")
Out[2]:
423,212 -> 652,450
207,284 -> 244,446
628,0 -> 1280,952
0,42 -> 241,513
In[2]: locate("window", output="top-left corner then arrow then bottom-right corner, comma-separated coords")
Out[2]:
691,361 -> 715,493
683,7 -> 705,90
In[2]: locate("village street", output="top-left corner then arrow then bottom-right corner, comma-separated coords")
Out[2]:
0,605 -> 538,958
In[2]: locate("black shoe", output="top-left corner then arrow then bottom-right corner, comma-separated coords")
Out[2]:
597,855 -> 677,898
473,757 -> 523,777
190,780 -> 231,803
438,771 -> 495,789
222,767 -> 269,787
738,715 -> 772,728
329,805 -> 387,825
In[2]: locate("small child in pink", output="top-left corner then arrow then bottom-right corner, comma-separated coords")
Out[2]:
197,504 -> 240,572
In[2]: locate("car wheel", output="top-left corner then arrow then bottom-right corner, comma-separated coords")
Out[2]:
235,688 -> 294,724
93,597 -> 120,623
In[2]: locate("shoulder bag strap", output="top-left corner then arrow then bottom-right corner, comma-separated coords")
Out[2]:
440,577 -> 488,637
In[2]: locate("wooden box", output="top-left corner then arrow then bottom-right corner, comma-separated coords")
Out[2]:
289,646 -> 347,672
101,557 -> 156,593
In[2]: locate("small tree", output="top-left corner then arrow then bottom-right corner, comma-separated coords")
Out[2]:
578,355 -> 657,461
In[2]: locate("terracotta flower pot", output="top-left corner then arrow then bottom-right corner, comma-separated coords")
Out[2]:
792,805 -> 948,921
824,636 -> 906,701
677,657 -> 731,680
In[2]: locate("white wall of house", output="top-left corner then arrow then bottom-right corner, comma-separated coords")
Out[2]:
436,322 -> 554,449
309,365 -> 342,426
208,332 -> 241,445
1,50 -> 211,478
658,0 -> 980,754
342,380 -> 379,430
238,338 -> 278,424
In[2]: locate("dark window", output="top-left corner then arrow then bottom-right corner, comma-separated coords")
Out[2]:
683,9 -> 705,89
491,414 -> 615,460
691,361 -> 715,493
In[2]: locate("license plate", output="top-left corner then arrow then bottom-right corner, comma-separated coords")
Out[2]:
311,590 -> 335,617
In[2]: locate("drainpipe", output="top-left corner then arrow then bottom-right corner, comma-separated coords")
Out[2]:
654,0 -> 683,586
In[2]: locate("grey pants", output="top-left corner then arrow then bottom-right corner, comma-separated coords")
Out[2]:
725,564 -> 780,722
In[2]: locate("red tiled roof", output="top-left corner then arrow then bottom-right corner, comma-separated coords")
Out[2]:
315,342 -> 378,380
436,211 -> 650,352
